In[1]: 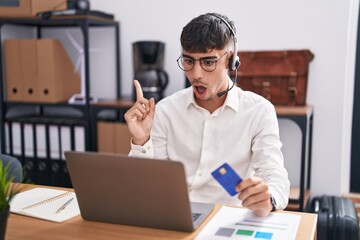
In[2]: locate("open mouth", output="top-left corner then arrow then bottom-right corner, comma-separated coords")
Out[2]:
194,85 -> 207,98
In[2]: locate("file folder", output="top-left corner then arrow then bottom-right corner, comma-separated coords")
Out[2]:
20,40 -> 39,102
4,40 -> 24,101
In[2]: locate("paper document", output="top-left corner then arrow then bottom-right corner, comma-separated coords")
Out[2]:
10,187 -> 80,223
196,206 -> 301,240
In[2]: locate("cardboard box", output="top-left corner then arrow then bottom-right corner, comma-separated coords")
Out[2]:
0,0 -> 67,17
114,123 -> 132,154
4,39 -> 81,103
97,121 -> 116,153
97,122 -> 132,154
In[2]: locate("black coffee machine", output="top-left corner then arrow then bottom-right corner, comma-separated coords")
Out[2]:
132,41 -> 169,102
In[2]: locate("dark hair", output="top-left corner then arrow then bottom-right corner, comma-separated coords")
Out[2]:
180,13 -> 236,53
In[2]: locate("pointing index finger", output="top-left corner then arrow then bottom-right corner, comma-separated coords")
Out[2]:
134,80 -> 143,100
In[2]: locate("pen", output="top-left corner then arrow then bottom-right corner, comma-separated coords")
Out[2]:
56,198 -> 74,214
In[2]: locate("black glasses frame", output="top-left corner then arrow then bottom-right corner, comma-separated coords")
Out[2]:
176,51 -> 229,72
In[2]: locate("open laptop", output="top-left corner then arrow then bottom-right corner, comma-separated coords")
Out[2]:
65,151 -> 214,232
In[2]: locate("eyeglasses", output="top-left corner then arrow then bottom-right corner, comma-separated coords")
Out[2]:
176,51 -> 229,72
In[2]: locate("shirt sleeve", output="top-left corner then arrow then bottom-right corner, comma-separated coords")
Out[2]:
128,138 -> 154,158
251,102 -> 290,210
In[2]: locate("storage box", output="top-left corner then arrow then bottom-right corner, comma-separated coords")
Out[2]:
37,39 -> 81,103
97,122 -> 132,154
0,0 -> 67,17
4,39 -> 81,103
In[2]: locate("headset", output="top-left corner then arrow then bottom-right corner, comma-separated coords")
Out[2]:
207,13 -> 240,97
207,13 -> 240,71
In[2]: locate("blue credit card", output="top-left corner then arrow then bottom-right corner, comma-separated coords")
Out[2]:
211,163 -> 242,196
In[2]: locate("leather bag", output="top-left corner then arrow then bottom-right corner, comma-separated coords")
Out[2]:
232,49 -> 314,106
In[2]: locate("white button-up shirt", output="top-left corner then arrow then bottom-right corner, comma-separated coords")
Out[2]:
130,83 -> 290,209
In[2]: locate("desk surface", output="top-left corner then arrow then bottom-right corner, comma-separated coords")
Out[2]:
6,184 -> 317,240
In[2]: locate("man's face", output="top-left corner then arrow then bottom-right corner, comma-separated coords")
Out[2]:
183,49 -> 230,102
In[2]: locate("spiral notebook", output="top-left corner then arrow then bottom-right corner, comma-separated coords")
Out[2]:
10,187 -> 80,222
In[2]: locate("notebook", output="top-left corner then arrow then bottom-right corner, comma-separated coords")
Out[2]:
10,187 -> 80,222
65,151 -> 215,232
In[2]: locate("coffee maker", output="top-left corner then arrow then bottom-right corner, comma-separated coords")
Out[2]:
132,41 -> 169,102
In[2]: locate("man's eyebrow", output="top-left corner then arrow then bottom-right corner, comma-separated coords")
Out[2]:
181,54 -> 218,59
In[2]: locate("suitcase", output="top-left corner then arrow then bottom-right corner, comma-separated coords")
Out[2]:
306,195 -> 359,240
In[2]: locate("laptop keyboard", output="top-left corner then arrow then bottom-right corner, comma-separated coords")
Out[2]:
192,212 -> 202,222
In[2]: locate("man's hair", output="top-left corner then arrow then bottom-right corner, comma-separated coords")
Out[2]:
180,13 -> 236,53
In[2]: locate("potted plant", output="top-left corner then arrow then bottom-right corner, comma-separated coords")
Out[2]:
0,160 -> 22,240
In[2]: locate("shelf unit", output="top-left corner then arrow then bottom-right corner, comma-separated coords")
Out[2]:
0,15 -> 121,186
276,105 -> 314,211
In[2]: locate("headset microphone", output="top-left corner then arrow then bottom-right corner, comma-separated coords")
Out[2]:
207,14 -> 240,98
217,70 -> 238,97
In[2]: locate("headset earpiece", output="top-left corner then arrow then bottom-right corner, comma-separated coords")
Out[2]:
229,52 -> 240,71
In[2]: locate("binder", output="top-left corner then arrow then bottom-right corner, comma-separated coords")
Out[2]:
74,125 -> 85,152
50,158 -> 63,187
23,122 -> 36,183
24,123 -> 34,157
35,124 -> 47,158
49,125 -> 61,160
4,121 -> 11,154
11,122 -> 22,156
49,124 -> 62,187
60,125 -> 71,160
60,125 -> 72,187
36,123 -> 51,185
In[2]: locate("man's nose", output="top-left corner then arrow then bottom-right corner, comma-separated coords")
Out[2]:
191,61 -> 204,78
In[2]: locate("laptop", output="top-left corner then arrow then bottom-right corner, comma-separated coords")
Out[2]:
65,151 -> 215,232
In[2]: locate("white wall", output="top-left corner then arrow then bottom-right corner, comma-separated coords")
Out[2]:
89,0 -> 359,196
1,0 -> 357,197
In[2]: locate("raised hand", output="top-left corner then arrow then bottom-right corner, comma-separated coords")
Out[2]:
124,80 -> 156,146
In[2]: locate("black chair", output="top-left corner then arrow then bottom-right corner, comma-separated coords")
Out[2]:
0,154 -> 22,183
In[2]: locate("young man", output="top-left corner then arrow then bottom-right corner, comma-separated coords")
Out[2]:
124,13 -> 290,217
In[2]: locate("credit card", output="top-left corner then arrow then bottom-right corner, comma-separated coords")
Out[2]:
211,163 -> 242,196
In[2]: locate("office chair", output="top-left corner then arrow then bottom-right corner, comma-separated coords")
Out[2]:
0,154 -> 22,183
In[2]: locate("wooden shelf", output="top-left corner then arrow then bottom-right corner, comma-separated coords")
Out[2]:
286,188 -> 311,211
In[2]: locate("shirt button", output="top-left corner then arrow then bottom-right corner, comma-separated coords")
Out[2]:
198,173 -> 202,177
142,150 -> 146,153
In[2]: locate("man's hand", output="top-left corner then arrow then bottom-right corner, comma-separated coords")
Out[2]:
236,177 -> 273,217
124,80 -> 155,146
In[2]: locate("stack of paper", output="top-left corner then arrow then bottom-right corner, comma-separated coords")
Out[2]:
196,206 -> 301,240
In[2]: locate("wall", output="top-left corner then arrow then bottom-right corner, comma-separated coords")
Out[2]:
0,0 -> 358,197
89,0 -> 359,196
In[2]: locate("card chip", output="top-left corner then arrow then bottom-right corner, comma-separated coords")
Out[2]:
211,163 -> 242,196
219,167 -> 227,175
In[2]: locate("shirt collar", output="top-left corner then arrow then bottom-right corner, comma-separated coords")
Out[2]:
185,76 -> 239,112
